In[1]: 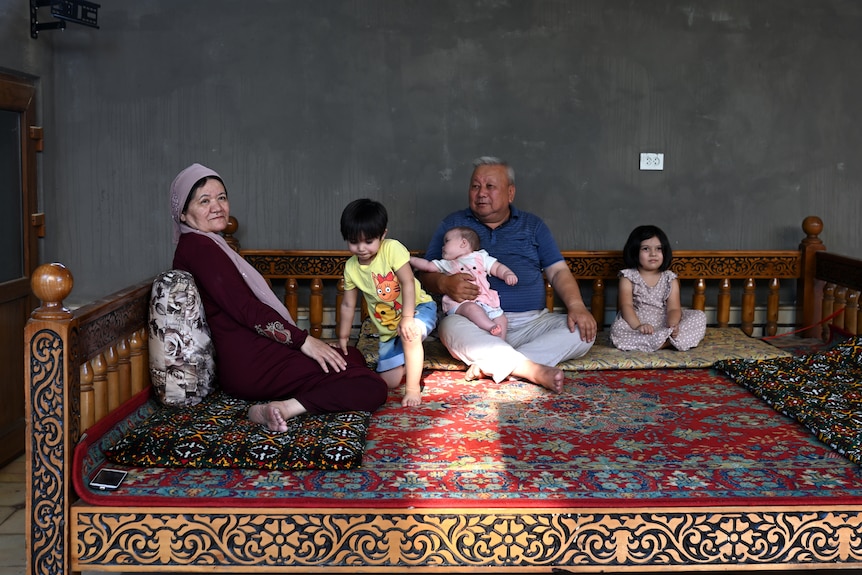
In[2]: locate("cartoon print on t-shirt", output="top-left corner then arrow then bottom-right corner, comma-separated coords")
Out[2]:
373,271 -> 402,330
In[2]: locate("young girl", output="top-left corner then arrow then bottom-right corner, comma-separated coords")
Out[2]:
610,225 -> 706,352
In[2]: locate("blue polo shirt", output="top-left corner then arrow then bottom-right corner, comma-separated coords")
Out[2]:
424,205 -> 564,313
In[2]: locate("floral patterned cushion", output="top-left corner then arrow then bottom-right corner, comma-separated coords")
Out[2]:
148,270 -> 217,406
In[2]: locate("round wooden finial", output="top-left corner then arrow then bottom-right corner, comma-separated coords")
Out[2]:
225,215 -> 238,236
802,216 -> 823,238
223,215 -> 240,251
30,262 -> 74,320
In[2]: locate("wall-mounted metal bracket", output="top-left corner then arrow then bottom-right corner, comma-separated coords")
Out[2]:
30,0 -> 100,40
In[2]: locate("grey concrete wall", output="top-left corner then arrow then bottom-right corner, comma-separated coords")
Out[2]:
4,1 -> 861,304
0,0 -> 54,243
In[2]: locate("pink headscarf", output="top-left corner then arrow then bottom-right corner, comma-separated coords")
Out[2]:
170,163 -> 295,325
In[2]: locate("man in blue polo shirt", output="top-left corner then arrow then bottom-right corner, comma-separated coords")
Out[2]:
420,156 -> 596,393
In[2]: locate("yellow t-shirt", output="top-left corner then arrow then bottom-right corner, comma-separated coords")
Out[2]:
344,238 -> 433,341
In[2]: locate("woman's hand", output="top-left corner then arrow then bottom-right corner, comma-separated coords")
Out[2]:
300,335 -> 348,373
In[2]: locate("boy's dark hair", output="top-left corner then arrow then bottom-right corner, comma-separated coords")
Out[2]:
340,198 -> 388,242
622,225 -> 673,271
451,226 -> 481,251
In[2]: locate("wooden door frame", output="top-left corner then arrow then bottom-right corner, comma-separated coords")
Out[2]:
0,71 -> 39,468
0,72 -> 38,283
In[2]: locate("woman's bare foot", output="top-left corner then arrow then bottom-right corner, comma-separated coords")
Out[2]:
248,399 -> 306,432
464,363 -> 488,381
512,360 -> 565,393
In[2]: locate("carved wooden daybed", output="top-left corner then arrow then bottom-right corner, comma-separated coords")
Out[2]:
25,215 -> 862,574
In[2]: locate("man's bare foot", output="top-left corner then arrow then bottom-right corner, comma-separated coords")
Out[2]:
248,399 -> 306,432
513,360 -> 565,393
465,363 -> 487,381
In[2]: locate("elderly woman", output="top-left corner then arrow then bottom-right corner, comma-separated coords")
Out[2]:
170,163 -> 388,431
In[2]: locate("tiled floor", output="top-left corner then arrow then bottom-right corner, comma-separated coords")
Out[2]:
0,454 -> 25,575
0,452 -> 853,575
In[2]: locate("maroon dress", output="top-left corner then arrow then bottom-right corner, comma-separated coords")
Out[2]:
173,233 -> 388,413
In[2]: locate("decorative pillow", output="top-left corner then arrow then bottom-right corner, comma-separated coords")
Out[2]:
148,269 -> 217,406
103,390 -> 371,470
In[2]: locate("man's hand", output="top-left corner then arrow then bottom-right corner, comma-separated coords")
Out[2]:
441,272 -> 480,303
567,305 -> 597,342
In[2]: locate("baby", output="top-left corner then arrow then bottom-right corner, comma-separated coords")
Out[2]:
411,226 -> 517,339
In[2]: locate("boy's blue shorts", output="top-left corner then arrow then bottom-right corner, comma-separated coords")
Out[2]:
377,300 -> 438,373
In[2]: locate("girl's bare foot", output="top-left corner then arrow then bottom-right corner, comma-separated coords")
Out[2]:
248,399 -> 306,432
491,316 -> 508,339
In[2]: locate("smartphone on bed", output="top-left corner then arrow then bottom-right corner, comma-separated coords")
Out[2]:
89,468 -> 127,490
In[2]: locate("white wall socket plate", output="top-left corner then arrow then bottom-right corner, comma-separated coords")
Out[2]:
640,152 -> 664,170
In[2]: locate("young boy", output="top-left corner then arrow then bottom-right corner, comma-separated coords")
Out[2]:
338,198 -> 437,407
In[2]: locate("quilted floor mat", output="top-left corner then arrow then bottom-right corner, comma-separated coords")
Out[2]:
102,390 -> 371,470
359,325 -> 790,370
716,336 -> 862,464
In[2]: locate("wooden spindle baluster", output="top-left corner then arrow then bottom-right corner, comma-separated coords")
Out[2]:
741,278 -> 756,336
766,278 -> 780,337
821,283 -> 835,341
130,328 -> 146,395
285,277 -> 299,324
105,345 -> 120,413
310,277 -> 323,339
798,215 -> 826,337
91,353 -> 108,425
139,328 -> 149,383
833,286 -> 848,331
717,279 -> 731,327
592,279 -> 605,331
845,290 -> 859,335
80,361 -> 95,432
545,280 -> 554,312
692,279 -> 706,311
117,337 -> 132,403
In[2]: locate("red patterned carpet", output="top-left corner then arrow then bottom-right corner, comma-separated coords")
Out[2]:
79,366 -> 862,508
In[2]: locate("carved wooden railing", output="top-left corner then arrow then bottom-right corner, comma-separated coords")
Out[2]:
232,216 -> 829,338
25,263 -> 152,575
816,252 -> 862,338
